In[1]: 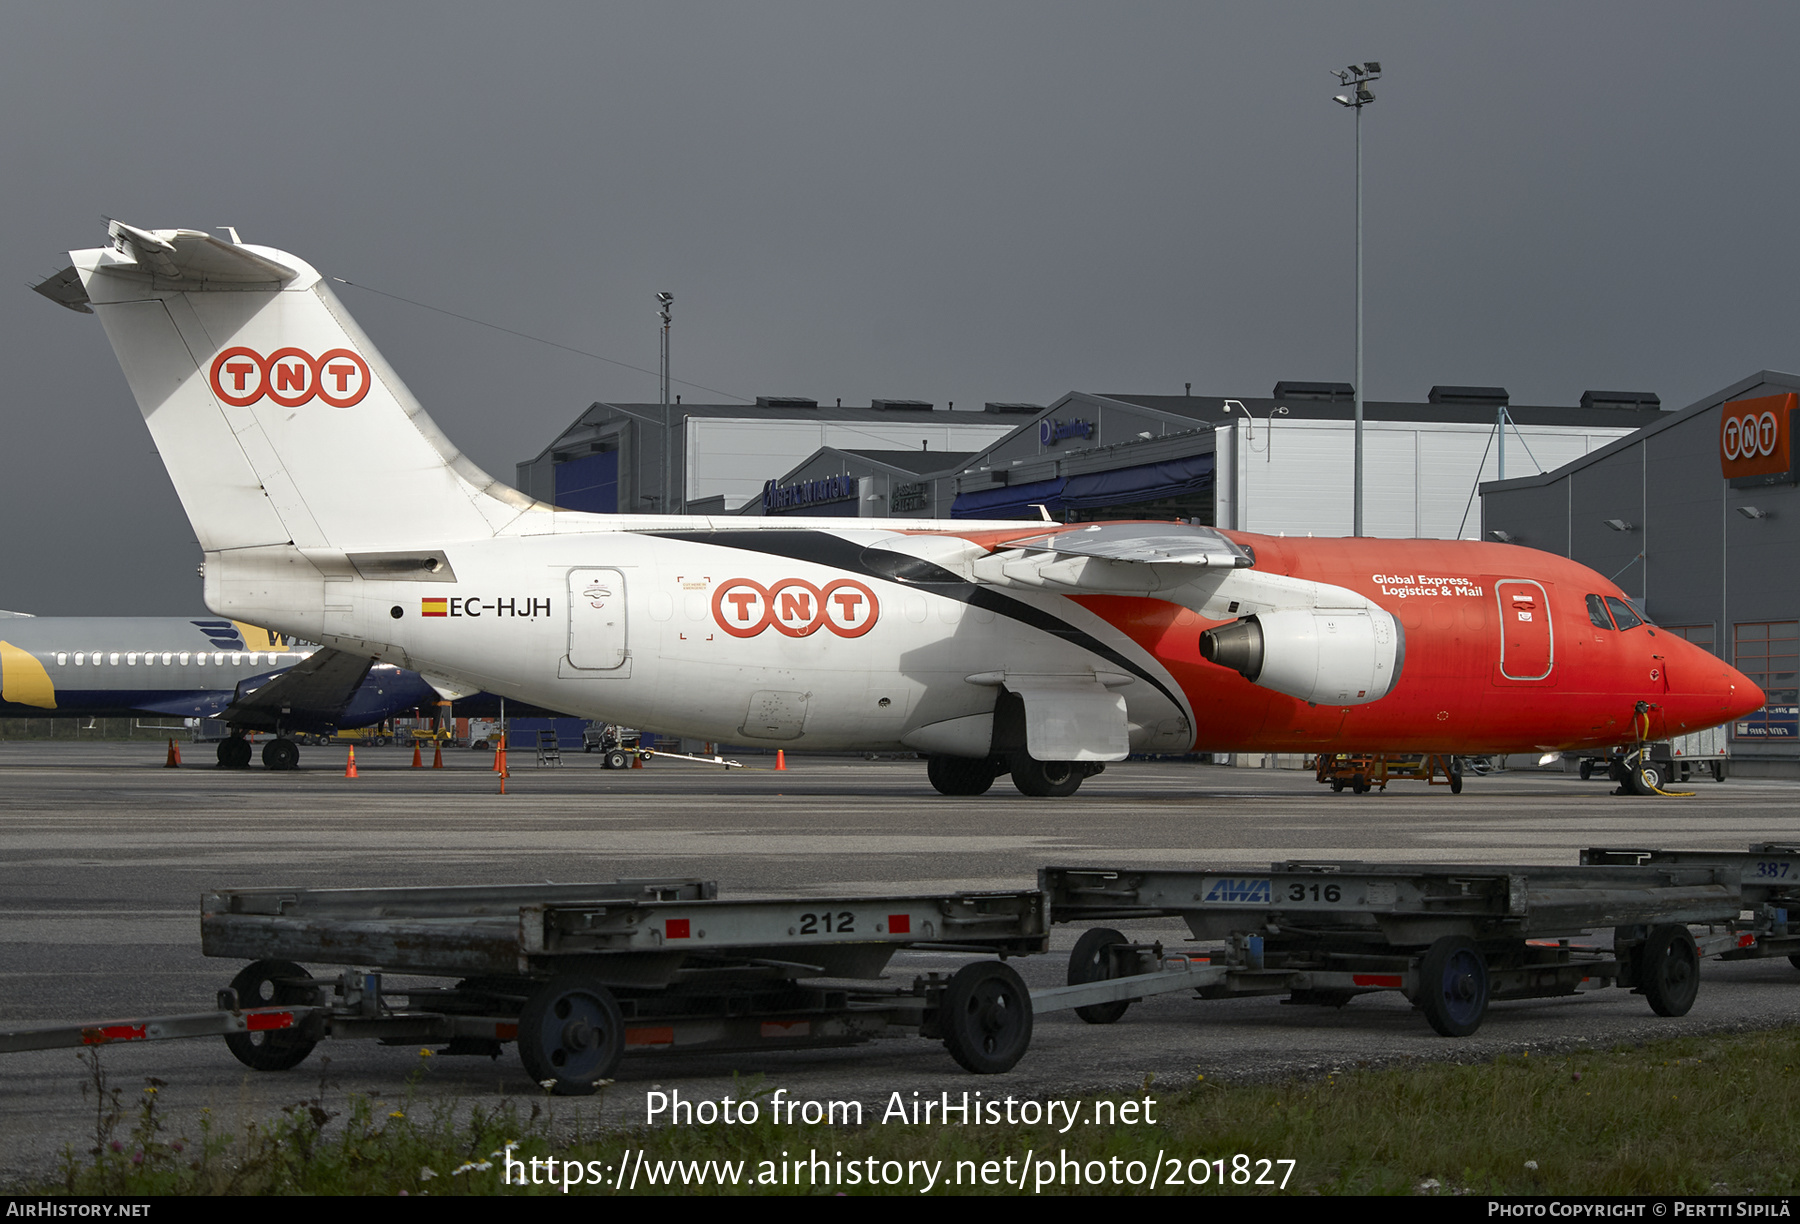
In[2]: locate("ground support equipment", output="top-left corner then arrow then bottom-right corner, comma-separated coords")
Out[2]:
1582,844 -> 1800,970
0,879 -> 1051,1092
1312,754 -> 1464,795
1039,859 -> 1742,1037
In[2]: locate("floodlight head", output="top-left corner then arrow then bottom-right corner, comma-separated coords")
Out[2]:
1603,518 -> 1634,532
1348,64 -> 1364,77
1356,86 -> 1375,103
1737,505 -> 1770,520
1334,95 -> 1353,107
1489,529 -> 1516,543
1364,61 -> 1381,74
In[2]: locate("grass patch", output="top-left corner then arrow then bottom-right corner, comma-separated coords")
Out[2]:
21,1027 -> 1800,1195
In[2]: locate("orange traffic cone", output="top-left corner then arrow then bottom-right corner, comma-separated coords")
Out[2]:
775,749 -> 786,771
164,739 -> 182,768
345,745 -> 358,778
411,743 -> 423,768
631,750 -> 643,769
432,743 -> 444,769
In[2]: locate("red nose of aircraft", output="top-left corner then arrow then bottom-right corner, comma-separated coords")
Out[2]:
1660,631 -> 1766,737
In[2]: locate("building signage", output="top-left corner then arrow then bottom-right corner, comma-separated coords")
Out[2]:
891,480 -> 928,513
762,474 -> 858,512
1039,417 -> 1094,446
1719,392 -> 1797,480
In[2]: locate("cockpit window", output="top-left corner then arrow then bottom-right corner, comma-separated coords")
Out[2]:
1587,594 -> 1615,629
1605,596 -> 1643,631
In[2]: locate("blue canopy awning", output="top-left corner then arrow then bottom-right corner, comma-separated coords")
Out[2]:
951,452 -> 1214,519
950,476 -> 1068,519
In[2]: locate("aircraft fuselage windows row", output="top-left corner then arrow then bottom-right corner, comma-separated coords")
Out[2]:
51,651 -> 309,667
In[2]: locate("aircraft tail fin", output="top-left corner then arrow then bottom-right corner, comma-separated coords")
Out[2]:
45,222 -> 547,555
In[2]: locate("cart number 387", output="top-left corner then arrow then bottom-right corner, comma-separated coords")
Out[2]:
798,911 -> 855,934
1754,861 -> 1792,879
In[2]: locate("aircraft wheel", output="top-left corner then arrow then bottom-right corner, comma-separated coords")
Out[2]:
217,737 -> 253,769
604,749 -> 629,770
1067,927 -> 1132,1024
517,976 -> 624,1095
1417,936 -> 1488,1037
1787,954 -> 1800,972
1627,762 -> 1662,796
262,738 -> 300,771
1009,754 -> 1083,798
938,961 -> 1033,1073
927,754 -> 997,796
1638,925 -> 1700,1017
223,960 -> 318,1071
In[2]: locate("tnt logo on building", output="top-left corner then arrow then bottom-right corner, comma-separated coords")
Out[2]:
712,578 -> 879,639
209,347 -> 372,409
1720,392 -> 1797,480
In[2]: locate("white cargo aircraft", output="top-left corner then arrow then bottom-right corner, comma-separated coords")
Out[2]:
37,224 -> 1755,797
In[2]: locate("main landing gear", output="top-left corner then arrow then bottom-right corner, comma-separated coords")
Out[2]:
925,752 -> 1104,798
214,733 -> 300,771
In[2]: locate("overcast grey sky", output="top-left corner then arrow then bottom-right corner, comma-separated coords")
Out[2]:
4,3 -> 1798,613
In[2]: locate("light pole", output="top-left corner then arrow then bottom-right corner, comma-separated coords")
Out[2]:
658,291 -> 673,515
1333,61 -> 1380,537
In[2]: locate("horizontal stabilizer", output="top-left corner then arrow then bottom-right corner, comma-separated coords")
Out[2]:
32,266 -> 91,313
224,648 -> 373,732
100,221 -> 297,287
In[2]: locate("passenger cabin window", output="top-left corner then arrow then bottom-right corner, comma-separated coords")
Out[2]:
1587,595 -> 1614,629
161,652 -> 172,665
179,652 -> 190,665
127,652 -> 138,665
74,653 -> 84,665
230,653 -> 242,666
55,653 -> 67,665
109,652 -> 120,665
1604,597 -> 1643,631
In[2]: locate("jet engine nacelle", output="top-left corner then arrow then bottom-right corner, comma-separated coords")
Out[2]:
1199,607 -> 1404,706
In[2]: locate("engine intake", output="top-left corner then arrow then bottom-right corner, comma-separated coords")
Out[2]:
1200,608 -> 1404,706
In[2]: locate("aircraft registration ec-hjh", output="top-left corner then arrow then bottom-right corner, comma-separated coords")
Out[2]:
35,223 -> 1764,796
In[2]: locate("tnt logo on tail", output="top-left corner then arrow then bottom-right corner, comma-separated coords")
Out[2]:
209,347 -> 371,409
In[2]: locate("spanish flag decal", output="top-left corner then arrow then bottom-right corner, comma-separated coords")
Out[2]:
421,598 -> 448,617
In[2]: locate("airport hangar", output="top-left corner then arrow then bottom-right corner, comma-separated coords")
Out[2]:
519,383 -> 1664,533
1481,370 -> 1800,778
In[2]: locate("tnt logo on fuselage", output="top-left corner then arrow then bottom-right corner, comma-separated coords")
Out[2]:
1203,878 -> 1272,904
711,578 -> 879,639
208,347 -> 372,409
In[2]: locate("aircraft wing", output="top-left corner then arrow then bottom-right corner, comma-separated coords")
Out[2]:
222,648 -> 374,733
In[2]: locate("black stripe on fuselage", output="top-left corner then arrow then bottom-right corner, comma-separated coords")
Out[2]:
647,530 -> 1188,715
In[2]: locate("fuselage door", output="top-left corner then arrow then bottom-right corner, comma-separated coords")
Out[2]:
566,568 -> 628,672
1495,579 -> 1553,682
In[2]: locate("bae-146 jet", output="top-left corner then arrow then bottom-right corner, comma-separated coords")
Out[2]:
0,610 -> 440,768
35,223 -> 1764,796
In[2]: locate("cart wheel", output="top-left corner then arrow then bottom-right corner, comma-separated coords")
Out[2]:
1788,954 -> 1800,972
1330,778 -> 1344,793
1711,761 -> 1727,783
939,961 -> 1033,1073
1638,925 -> 1700,1017
1067,927 -> 1132,1025
1578,759 -> 1593,781
1417,936 -> 1488,1037
604,749 -> 629,770
518,976 -> 624,1095
223,960 -> 318,1071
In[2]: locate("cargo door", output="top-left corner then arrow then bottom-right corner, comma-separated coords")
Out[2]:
1494,579 -> 1554,683
563,568 -> 630,675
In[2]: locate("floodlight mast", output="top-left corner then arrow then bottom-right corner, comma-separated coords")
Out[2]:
1332,61 -> 1380,536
